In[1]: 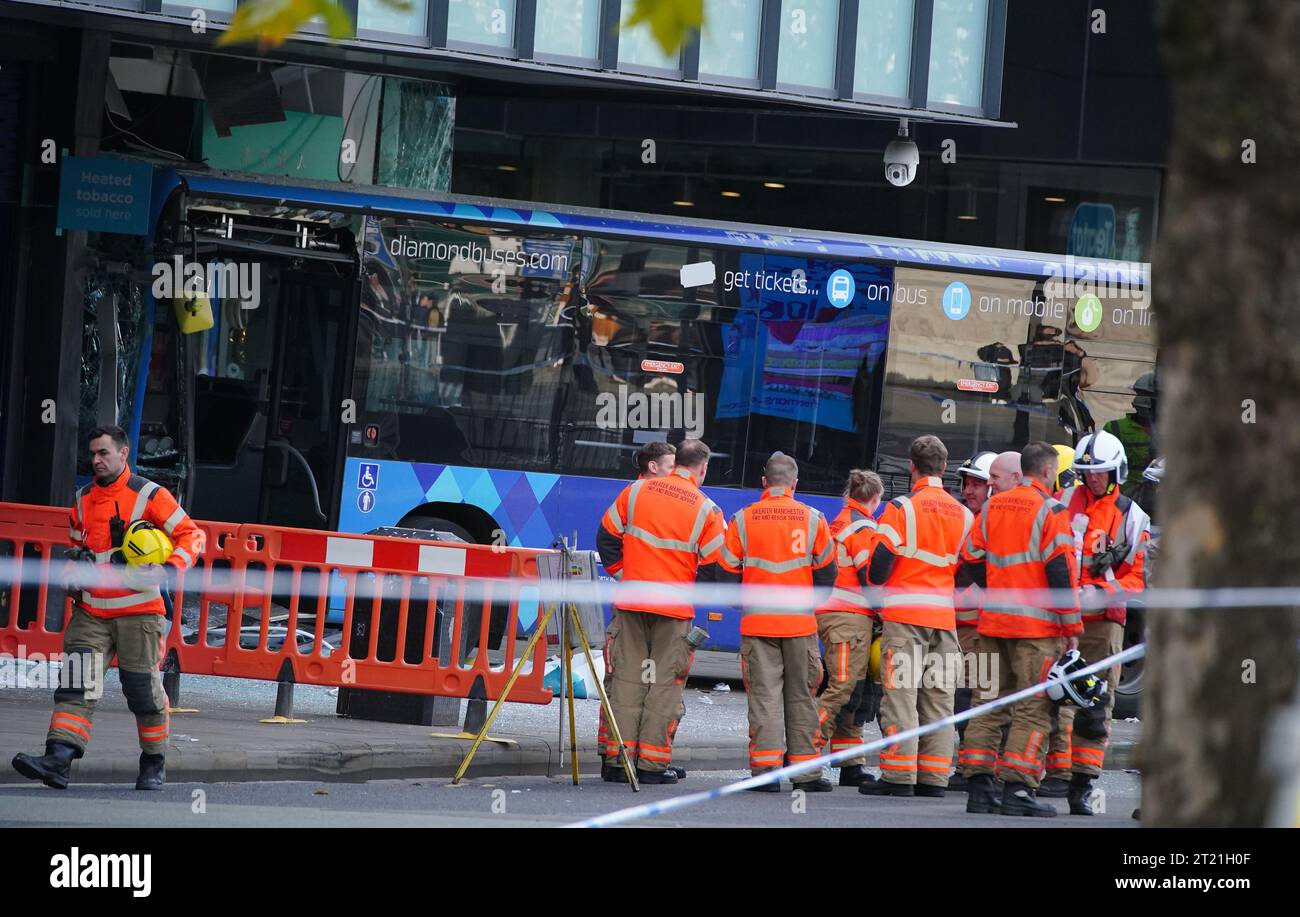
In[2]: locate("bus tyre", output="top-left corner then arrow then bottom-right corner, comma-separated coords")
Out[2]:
1112,606 -> 1145,720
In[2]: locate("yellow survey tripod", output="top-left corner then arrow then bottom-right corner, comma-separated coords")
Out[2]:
452,537 -> 640,790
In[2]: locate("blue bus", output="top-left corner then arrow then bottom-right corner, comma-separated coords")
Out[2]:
101,167 -> 1155,675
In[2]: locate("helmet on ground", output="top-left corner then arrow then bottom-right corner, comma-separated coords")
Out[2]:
956,451 -> 996,482
1045,650 -> 1110,708
1072,430 -> 1129,485
1053,444 -> 1078,491
122,520 -> 173,566
868,636 -> 883,683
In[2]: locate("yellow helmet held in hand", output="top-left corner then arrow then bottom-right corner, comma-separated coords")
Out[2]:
122,520 -> 173,566
869,636 -> 883,683
1053,443 -> 1079,492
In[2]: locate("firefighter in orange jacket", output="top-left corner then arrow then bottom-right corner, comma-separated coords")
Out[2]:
813,469 -> 884,787
952,452 -> 996,762
596,441 -> 680,780
956,444 -> 1082,817
718,452 -> 837,792
595,439 -> 723,784
859,435 -> 973,798
12,425 -> 202,791
1053,430 -> 1150,815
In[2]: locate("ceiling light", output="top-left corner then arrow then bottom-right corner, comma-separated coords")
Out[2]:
763,181 -> 785,189
1044,195 -> 1066,203
673,200 -> 694,207
497,164 -> 518,172
721,191 -> 741,198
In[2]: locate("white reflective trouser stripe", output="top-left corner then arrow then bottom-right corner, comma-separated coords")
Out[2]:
129,482 -> 159,523
880,593 -> 956,609
80,589 -> 162,609
830,586 -> 869,608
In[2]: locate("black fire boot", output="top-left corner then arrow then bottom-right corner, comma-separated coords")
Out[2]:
135,753 -> 166,791
858,779 -> 914,797
12,742 -> 78,790
746,772 -> 781,792
838,764 -> 874,787
666,765 -> 686,780
965,774 -> 1002,814
1038,776 -> 1070,798
635,767 -> 678,785
1068,774 -> 1096,815
794,776 -> 835,793
1000,781 -> 1057,817
915,784 -> 945,798
948,772 -> 969,791
601,762 -> 629,783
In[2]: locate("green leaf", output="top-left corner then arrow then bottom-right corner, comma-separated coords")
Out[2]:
623,0 -> 704,57
217,0 -> 357,49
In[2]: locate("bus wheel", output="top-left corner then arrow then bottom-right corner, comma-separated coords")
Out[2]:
400,515 -> 476,544
1112,606 -> 1145,720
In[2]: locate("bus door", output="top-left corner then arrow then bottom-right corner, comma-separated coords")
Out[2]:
182,201 -> 358,531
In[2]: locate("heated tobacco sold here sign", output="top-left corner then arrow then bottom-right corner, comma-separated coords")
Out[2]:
56,156 -> 153,236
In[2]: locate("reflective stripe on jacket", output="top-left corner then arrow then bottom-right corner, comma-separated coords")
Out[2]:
815,499 -> 876,617
873,477 -> 973,630
1060,484 -> 1151,625
962,479 -> 1081,638
595,467 -> 724,619
68,465 -> 202,618
719,486 -> 835,638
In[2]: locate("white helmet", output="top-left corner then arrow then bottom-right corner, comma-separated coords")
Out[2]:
1046,650 -> 1110,708
1073,430 -> 1129,485
1142,456 -> 1164,484
956,451 -> 996,482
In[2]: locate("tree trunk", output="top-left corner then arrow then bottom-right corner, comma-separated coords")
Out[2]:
1141,0 -> 1300,826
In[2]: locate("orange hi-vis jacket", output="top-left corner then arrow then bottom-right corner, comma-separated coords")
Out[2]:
955,509 -> 983,629
1059,484 -> 1151,625
596,467 -> 725,619
961,478 -> 1082,638
718,486 -> 836,638
815,498 -> 877,617
871,477 -> 973,630
69,465 -> 202,618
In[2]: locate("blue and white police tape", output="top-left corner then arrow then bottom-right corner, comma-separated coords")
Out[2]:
8,555 -> 1300,610
566,643 -> 1145,828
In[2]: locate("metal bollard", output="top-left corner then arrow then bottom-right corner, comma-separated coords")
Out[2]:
260,660 -> 306,724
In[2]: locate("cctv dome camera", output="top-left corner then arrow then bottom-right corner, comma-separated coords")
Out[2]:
884,122 -> 919,188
